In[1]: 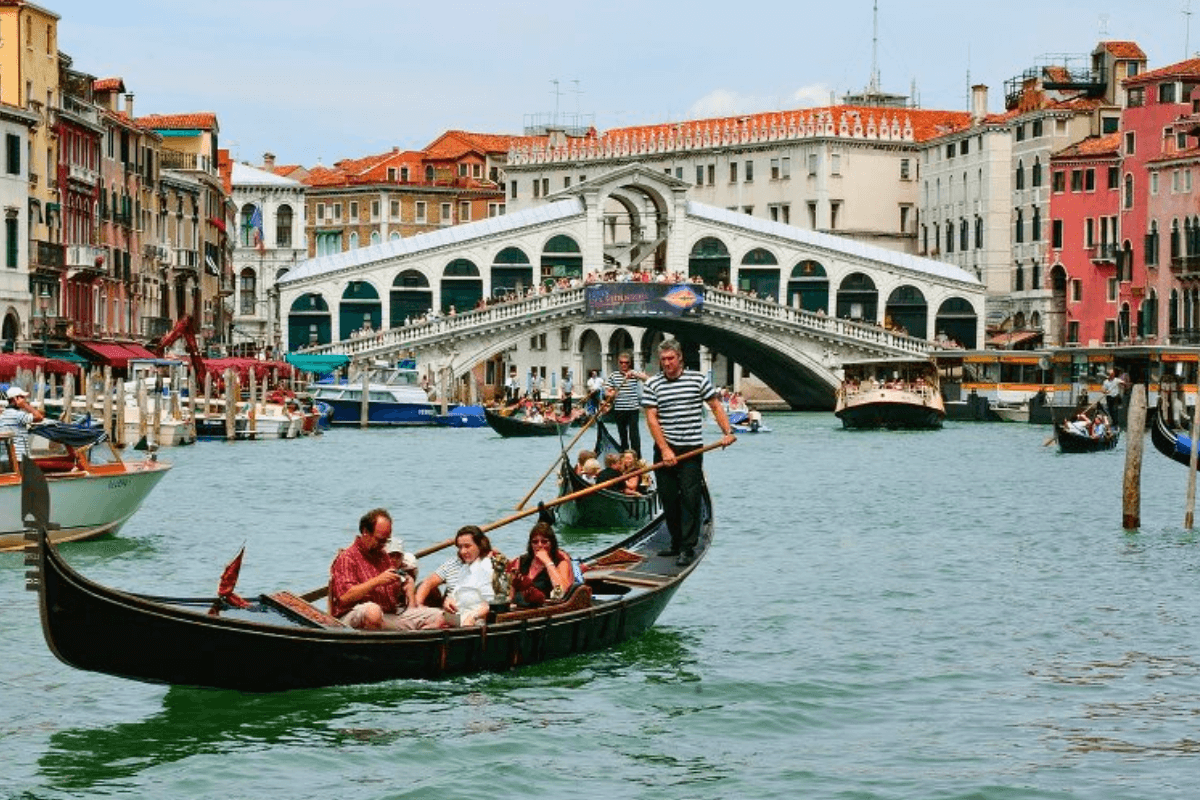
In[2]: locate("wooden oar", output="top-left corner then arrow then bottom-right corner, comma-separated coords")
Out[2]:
514,373 -> 629,510
299,440 -> 726,603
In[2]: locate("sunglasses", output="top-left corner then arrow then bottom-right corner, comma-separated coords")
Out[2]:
531,537 -> 552,544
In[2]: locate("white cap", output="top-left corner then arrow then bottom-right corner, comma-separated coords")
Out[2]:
385,537 -> 405,554
5,386 -> 28,400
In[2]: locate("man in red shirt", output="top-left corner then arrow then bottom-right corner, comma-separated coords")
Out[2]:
329,508 -> 442,630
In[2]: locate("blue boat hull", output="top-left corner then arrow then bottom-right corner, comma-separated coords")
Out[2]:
323,400 -> 436,426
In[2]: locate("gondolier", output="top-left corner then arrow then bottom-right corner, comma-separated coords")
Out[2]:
1102,370 -> 1124,428
643,339 -> 736,566
605,352 -> 647,457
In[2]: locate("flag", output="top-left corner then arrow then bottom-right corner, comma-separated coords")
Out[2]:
208,546 -> 250,615
249,206 -> 264,252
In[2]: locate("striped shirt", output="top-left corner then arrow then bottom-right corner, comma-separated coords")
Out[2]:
604,370 -> 642,411
643,370 -> 715,447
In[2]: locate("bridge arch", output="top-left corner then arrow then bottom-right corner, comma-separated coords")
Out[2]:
737,247 -> 780,300
688,236 -> 731,286
390,269 -> 432,326
490,246 -> 533,297
340,280 -> 381,338
934,297 -> 979,348
441,258 -> 482,313
787,260 -> 829,312
288,292 -> 331,348
540,234 -> 582,286
836,272 -> 878,323
578,328 -> 604,378
885,285 -> 928,339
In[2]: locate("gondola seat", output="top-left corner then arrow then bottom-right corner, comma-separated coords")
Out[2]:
493,584 -> 592,623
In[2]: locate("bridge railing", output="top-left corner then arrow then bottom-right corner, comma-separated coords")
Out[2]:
702,289 -> 937,356
300,287 -> 587,360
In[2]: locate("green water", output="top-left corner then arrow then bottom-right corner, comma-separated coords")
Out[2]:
4,416 -> 1200,799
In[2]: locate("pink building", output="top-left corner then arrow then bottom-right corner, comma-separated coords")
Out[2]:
1048,133 -> 1121,345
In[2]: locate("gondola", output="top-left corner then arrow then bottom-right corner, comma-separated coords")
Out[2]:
27,466 -> 713,692
1151,398 -> 1200,467
555,419 -> 659,528
1055,422 -> 1120,453
483,407 -> 568,437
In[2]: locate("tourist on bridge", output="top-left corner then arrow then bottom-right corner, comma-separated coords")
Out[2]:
604,351 -> 648,457
644,339 -> 737,567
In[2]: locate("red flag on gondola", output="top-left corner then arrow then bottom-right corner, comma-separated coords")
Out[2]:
208,546 -> 251,615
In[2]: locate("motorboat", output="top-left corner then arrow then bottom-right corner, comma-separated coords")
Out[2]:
835,357 -> 945,430
310,360 -> 435,426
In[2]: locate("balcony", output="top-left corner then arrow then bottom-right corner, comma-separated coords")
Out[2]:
160,150 -> 216,176
67,163 -> 99,187
1089,243 -> 1117,263
140,315 -> 172,339
1172,252 -> 1200,276
66,244 -> 107,277
173,248 -> 199,271
33,240 -> 64,271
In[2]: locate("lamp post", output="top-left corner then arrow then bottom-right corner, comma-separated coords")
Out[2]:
38,286 -> 53,355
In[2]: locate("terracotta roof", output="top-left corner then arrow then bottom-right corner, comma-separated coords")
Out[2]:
301,165 -> 348,187
1053,132 -> 1121,159
1101,41 -> 1146,60
423,130 -> 527,159
136,112 -> 218,130
93,77 -> 124,93
594,105 -> 972,145
1125,57 -> 1200,86
272,165 -> 304,177
1147,144 -> 1200,165
98,108 -> 160,136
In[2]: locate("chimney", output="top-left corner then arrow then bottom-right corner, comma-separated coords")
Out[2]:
124,93 -> 134,118
971,84 -> 988,125
263,152 -> 276,170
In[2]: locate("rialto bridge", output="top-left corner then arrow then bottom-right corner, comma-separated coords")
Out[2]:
278,165 -> 985,409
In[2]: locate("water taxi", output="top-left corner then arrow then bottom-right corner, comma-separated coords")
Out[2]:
310,360 -> 435,426
834,357 -> 944,430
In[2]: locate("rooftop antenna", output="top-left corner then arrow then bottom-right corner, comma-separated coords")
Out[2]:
571,79 -> 583,117
1186,0 -> 1193,60
550,78 -> 562,126
869,0 -> 880,95
1098,13 -> 1109,37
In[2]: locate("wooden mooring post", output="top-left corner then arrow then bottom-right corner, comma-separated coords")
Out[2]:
1186,388 -> 1200,530
1123,385 -> 1147,530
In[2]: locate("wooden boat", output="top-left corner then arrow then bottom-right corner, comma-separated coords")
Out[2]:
835,357 -> 945,430
1055,422 -> 1119,453
1151,398 -> 1199,467
27,475 -> 713,692
556,419 -> 659,528
483,407 -> 567,437
0,424 -> 171,552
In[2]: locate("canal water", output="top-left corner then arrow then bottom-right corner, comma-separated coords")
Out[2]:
4,415 -> 1200,799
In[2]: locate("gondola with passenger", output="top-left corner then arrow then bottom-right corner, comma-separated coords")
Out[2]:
26,458 -> 713,692
483,407 -> 568,437
555,418 -> 659,529
1055,414 -> 1120,453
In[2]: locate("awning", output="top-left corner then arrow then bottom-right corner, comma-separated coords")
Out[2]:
75,340 -> 160,370
985,330 -> 1042,349
286,353 -> 351,375
43,348 -> 88,365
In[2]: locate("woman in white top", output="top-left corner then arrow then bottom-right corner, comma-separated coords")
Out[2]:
415,526 -> 498,626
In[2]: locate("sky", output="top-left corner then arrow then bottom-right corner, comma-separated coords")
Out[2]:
49,0 -> 1189,170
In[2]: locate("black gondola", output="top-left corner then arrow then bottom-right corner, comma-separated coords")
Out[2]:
483,407 -> 567,437
1151,399 -> 1200,468
1055,422 -> 1120,453
556,419 -> 659,528
27,485 -> 713,692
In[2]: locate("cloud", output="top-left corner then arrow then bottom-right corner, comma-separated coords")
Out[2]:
687,84 -> 833,118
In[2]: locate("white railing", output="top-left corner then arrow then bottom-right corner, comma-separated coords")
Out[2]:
304,283 -> 939,360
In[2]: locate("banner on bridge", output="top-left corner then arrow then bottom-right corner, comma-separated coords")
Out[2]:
584,283 -> 705,319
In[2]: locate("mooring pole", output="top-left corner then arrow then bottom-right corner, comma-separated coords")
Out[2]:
1123,385 -> 1146,530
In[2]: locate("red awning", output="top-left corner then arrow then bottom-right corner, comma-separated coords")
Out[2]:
75,340 -> 159,369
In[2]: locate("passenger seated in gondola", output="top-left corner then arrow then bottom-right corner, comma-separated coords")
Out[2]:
619,450 -> 642,495
1065,411 -> 1092,436
328,508 -> 446,631
574,449 -> 596,476
506,522 -> 574,609
596,453 -> 623,484
580,458 -> 601,483
1091,413 -> 1109,439
415,525 -> 501,626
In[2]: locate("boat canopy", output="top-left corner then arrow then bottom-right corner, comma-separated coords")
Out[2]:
286,353 -> 352,375
30,422 -> 108,448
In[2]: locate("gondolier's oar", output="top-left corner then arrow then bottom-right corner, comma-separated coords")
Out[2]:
299,440 -> 727,603
514,373 -> 629,510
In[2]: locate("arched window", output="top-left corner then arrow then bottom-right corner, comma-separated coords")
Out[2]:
541,235 -> 582,283
276,204 -> 292,247
1015,160 -> 1025,190
1124,174 -> 1134,209
239,268 -> 256,315
240,203 -> 259,248
1032,157 -> 1042,187
369,231 -> 380,246
348,232 -> 359,249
